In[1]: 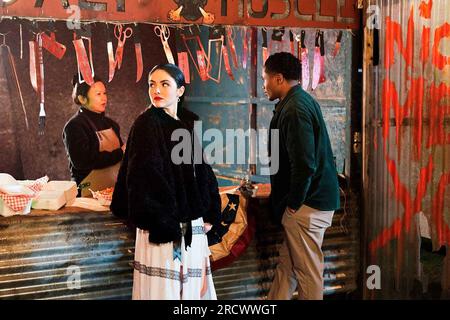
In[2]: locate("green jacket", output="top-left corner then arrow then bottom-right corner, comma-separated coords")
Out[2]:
269,85 -> 340,222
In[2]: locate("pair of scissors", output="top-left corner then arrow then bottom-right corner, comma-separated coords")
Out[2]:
154,24 -> 170,43
114,24 -> 133,69
154,25 -> 175,64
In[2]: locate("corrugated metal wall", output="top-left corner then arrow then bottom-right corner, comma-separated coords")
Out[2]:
363,0 -> 450,299
0,212 -> 134,299
0,190 -> 357,300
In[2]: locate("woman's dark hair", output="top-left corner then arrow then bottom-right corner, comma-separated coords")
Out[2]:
72,74 -> 104,106
264,52 -> 301,81
149,64 -> 186,108
149,64 -> 186,88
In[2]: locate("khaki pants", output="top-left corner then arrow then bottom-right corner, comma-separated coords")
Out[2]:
268,205 -> 334,300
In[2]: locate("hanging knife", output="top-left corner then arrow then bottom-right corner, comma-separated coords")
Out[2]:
41,21 -> 66,60
73,25 -> 95,86
73,36 -> 95,86
333,31 -> 343,57
300,30 -> 310,91
107,25 -> 116,82
222,31 -> 235,81
262,28 -> 268,65
29,38 -> 39,92
226,26 -> 239,69
41,32 -> 66,60
318,31 -> 326,85
242,28 -> 249,70
176,28 -> 191,84
289,30 -> 295,56
312,31 -> 321,90
134,25 -> 143,83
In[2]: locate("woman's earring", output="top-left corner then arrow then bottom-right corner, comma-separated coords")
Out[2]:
177,97 -> 180,103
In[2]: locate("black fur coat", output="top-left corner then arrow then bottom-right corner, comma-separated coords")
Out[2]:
111,106 -> 221,245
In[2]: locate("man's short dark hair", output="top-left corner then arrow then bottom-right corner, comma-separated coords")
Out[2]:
264,52 -> 301,81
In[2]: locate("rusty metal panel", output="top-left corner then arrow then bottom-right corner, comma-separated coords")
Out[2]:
363,0 -> 450,299
0,0 -> 360,29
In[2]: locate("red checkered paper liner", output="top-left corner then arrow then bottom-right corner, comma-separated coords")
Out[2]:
0,194 -> 33,212
0,176 -> 49,212
90,187 -> 114,202
28,176 -> 49,194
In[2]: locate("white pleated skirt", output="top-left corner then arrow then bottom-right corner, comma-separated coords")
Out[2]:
132,217 -> 217,300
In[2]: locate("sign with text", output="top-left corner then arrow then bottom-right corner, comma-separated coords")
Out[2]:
0,0 -> 359,29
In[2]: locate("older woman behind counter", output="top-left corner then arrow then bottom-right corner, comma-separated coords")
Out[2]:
62,75 -> 125,197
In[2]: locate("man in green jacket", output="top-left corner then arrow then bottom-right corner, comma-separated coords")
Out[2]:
264,52 -> 340,300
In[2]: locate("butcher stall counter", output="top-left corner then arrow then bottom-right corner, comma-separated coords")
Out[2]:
0,183 -> 359,299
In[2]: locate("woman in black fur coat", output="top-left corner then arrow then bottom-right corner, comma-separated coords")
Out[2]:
111,64 -> 221,300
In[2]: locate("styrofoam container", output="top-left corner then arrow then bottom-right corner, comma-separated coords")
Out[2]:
0,184 -> 34,196
16,180 -> 35,187
43,181 -> 77,203
0,173 -> 17,185
31,190 -> 66,211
